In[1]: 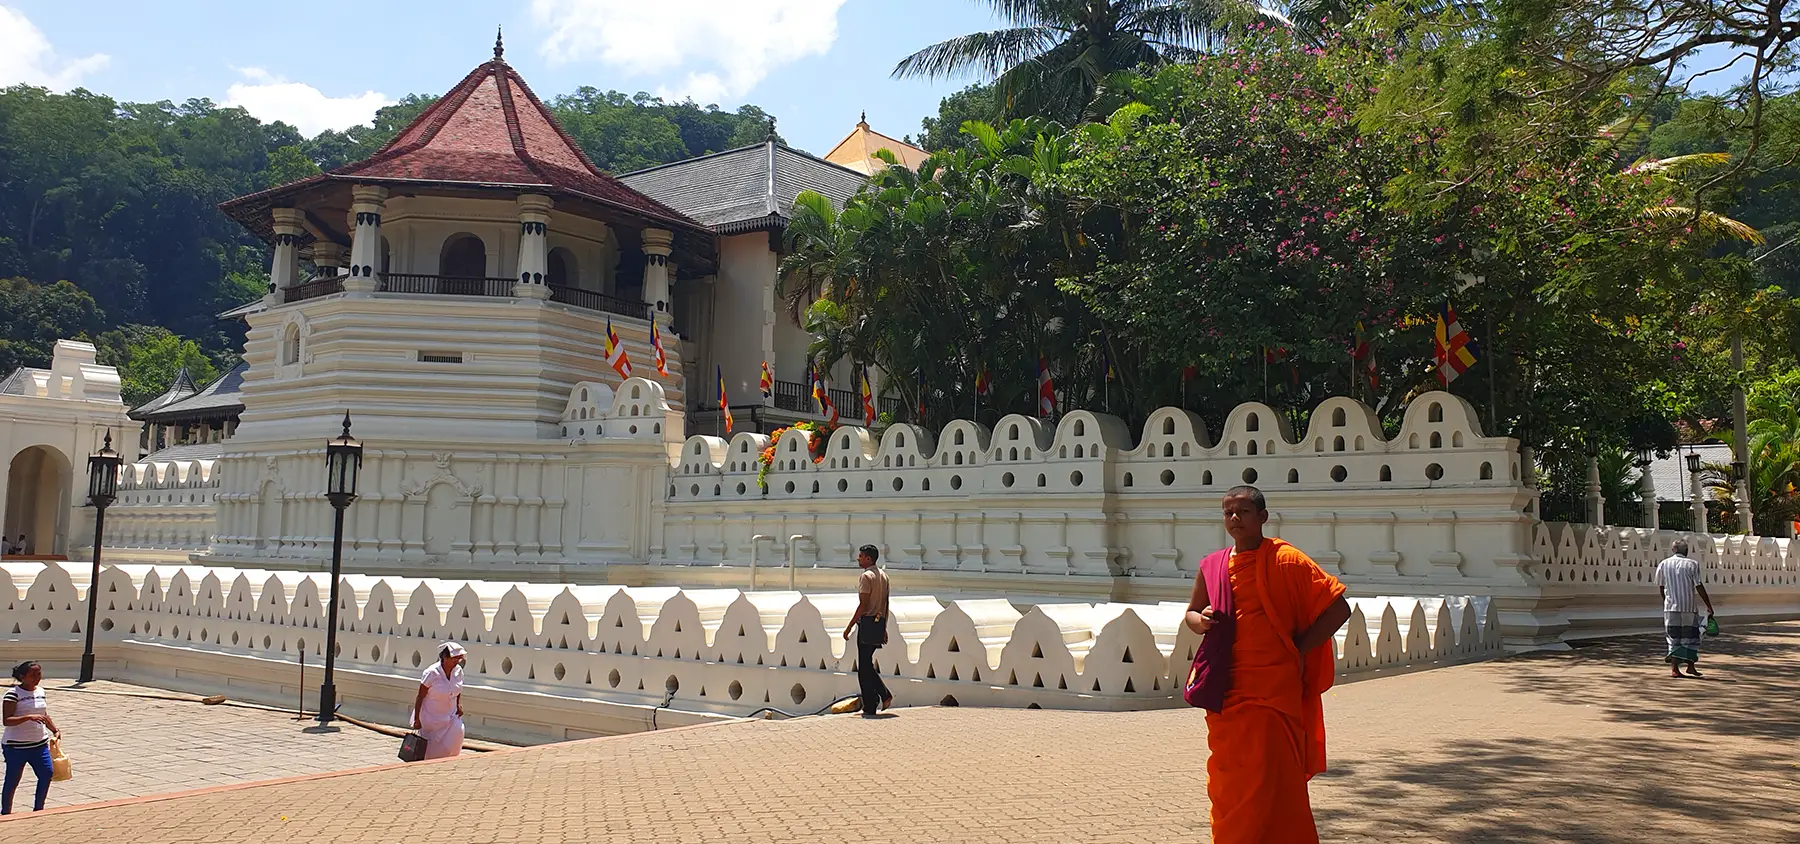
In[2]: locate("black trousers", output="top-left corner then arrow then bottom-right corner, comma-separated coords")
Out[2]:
856,614 -> 890,715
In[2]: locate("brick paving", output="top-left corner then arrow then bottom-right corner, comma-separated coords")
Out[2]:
3,626 -> 1798,842
5,681 -> 401,809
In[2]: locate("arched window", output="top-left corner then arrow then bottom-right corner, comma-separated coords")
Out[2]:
547,247 -> 576,288
282,324 -> 301,366
440,234 -> 487,278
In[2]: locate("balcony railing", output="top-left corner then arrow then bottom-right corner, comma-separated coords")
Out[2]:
284,276 -> 344,303
770,379 -> 902,421
379,273 -> 514,298
281,272 -> 654,320
549,285 -> 651,320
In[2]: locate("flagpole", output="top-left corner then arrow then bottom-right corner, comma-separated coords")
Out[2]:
1485,311 -> 1498,435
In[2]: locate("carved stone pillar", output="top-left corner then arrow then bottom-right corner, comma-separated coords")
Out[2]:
269,208 -> 304,303
1638,460 -> 1659,531
515,193 -> 552,301
345,185 -> 388,293
641,227 -> 674,323
1585,453 -> 1605,526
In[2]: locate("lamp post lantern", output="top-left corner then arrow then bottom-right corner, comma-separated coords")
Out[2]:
1685,450 -> 1706,534
80,431 -> 121,683
316,412 -> 362,726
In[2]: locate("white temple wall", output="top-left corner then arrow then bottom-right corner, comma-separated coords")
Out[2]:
0,341 -> 133,558
0,561 -> 1504,744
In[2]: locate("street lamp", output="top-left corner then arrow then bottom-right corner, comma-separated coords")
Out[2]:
80,432 -> 121,683
316,412 -> 362,726
1685,450 -> 1706,534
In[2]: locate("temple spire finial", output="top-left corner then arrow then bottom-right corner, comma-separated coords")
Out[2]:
859,110 -> 867,126
766,116 -> 777,143
494,26 -> 505,61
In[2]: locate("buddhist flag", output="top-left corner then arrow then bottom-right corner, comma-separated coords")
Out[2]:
759,361 -> 773,398
604,317 -> 632,379
1103,346 -> 1116,382
1036,356 -> 1056,417
974,365 -> 992,397
812,363 -> 839,425
717,365 -> 733,434
916,369 -> 927,418
1433,301 -> 1479,385
650,322 -> 670,377
859,367 -> 876,426
1351,321 -> 1378,390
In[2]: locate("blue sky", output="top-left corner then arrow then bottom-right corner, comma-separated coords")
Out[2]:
0,0 -> 1005,157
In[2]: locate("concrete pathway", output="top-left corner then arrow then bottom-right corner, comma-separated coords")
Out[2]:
3,626 -> 1796,842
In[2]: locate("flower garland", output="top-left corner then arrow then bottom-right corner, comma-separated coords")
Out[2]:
756,420 -> 832,488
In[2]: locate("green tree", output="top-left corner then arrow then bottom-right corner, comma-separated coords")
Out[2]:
261,144 -> 321,189
919,83 -> 1001,152
94,324 -> 221,408
892,0 -> 1247,123
0,277 -> 103,375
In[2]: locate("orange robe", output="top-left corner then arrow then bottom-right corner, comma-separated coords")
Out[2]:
1205,538 -> 1347,844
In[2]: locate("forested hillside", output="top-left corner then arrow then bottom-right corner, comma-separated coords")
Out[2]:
0,84 -> 775,405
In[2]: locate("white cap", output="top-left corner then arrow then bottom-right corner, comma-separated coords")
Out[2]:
440,641 -> 467,658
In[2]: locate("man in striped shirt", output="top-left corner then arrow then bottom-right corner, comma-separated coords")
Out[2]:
1654,540 -> 1715,678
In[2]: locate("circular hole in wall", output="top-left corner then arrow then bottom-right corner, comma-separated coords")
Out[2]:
893,478 -> 904,492
1330,465 -> 1347,483
412,651 -> 422,667
554,663 -> 566,681
629,425 -> 639,435
231,631 -> 240,645
371,645 -> 382,662
1069,470 -> 1083,487
729,680 -> 744,701
1160,469 -> 1175,486
784,482 -> 795,494
690,484 -> 699,497
501,657 -> 514,675
1002,472 -> 1015,488
790,683 -> 806,705
736,483 -> 747,495
665,675 -> 680,695
1242,468 -> 1258,484
950,475 -> 962,490
838,479 -> 849,492
262,635 -> 272,649
100,619 -> 114,632
1426,463 -> 1444,481
608,669 -> 621,688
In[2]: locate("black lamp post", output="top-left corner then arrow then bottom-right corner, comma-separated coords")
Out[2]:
1685,450 -> 1706,533
316,412 -> 362,726
80,432 -> 121,683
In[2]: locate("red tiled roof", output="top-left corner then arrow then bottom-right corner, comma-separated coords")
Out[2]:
334,58 -> 694,227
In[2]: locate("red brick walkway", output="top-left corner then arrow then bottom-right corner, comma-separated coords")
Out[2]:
5,626 -> 1797,843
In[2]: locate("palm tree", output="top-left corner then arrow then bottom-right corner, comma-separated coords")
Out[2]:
892,0 -> 1252,123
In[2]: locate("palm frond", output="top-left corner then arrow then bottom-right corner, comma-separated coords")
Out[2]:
1638,205 -> 1765,245
1625,152 -> 1733,176
893,27 -> 1062,80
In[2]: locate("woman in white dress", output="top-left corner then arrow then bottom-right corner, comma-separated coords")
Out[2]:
410,642 -> 465,760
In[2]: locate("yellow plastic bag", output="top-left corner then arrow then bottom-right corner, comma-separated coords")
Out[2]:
49,738 -> 71,782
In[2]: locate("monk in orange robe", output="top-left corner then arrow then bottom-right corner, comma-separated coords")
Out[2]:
1185,485 -> 1351,844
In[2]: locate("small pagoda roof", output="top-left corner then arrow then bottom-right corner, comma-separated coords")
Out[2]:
132,362 -> 247,424
128,366 -> 200,419
219,35 -> 707,246
619,139 -> 867,234
822,115 -> 930,175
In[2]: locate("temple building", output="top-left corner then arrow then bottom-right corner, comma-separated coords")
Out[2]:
129,364 -> 247,457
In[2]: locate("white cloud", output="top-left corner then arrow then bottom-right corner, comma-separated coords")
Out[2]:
0,5 -> 109,90
531,0 -> 846,104
224,68 -> 396,136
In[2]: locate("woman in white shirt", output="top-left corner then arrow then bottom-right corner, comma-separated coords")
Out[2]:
2,661 -> 59,814
410,642 -> 465,760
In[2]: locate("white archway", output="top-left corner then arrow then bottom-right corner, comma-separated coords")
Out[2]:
4,445 -> 74,557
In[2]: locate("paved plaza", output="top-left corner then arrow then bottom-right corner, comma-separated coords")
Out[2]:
3,626 -> 1798,842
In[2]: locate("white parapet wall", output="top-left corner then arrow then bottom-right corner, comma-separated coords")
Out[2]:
1531,522 -> 1800,639
0,562 -> 1502,745
101,457 -> 220,562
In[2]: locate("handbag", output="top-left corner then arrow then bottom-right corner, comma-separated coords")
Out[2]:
1704,614 -> 1720,637
49,738 -> 71,782
1182,548 -> 1234,712
398,732 -> 429,763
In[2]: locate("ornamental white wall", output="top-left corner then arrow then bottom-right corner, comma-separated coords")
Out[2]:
662,392 -> 1536,589
0,562 -> 1502,738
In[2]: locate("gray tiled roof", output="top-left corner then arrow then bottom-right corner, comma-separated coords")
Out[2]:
128,366 -> 200,419
136,362 -> 246,422
139,442 -> 226,463
0,368 -> 29,396
618,142 -> 867,232
1646,443 -> 1735,502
